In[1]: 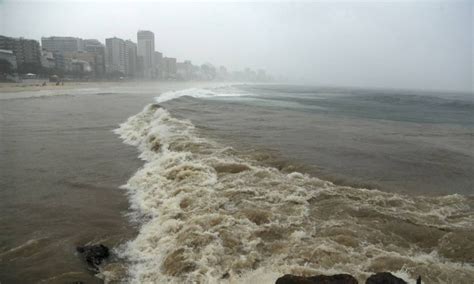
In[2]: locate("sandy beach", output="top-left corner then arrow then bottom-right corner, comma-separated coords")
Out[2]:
0,81 -> 113,93
0,81 -> 228,100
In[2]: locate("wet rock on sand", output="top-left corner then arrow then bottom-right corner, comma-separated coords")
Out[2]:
275,274 -> 358,284
365,272 -> 408,284
76,244 -> 110,271
275,272 -> 412,284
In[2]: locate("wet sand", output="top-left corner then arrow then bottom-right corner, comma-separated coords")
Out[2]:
0,81 -> 113,93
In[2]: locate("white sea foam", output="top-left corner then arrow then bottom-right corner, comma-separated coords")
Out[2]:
155,88 -> 247,104
113,89 -> 474,283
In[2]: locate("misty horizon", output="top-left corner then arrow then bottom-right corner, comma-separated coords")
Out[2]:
1,0 -> 472,92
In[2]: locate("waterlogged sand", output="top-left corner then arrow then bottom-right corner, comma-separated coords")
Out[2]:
0,81 -> 112,97
0,81 -> 101,91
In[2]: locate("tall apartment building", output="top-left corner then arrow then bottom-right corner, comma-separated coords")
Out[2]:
83,39 -> 105,76
105,37 -> 126,74
162,57 -> 177,79
154,51 -> 163,78
125,40 -> 137,77
177,60 -> 194,80
41,36 -> 84,53
0,35 -> 41,71
137,30 -> 155,78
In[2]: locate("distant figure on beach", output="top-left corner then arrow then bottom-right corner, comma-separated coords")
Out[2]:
42,81 -> 46,86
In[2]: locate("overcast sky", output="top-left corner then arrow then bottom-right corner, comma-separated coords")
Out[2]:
0,0 -> 472,92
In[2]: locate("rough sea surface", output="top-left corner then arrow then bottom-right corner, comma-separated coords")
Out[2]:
0,82 -> 215,283
113,85 -> 474,283
1,84 -> 473,283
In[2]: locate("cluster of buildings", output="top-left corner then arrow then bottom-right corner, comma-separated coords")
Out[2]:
0,31 -> 272,82
0,36 -> 41,75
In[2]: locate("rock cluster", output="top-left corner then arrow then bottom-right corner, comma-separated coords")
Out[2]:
276,272 -> 420,284
276,274 -> 358,284
76,244 -> 110,271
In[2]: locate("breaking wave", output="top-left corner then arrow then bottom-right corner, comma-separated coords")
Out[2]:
113,89 -> 474,283
155,88 -> 247,104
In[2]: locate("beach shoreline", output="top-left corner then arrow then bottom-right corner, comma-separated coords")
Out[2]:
0,80 -> 113,93
0,80 -> 239,93
0,81 -> 222,283
0,80 -> 232,101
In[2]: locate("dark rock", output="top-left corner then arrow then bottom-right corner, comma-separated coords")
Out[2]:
76,244 -> 110,270
365,272 -> 407,284
276,274 -> 358,284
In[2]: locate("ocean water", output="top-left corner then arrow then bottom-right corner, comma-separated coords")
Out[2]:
0,82 -> 218,283
112,85 -> 474,283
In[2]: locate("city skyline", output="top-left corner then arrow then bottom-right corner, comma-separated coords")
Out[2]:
0,31 -> 256,79
1,31 -> 269,81
1,1 -> 472,92
0,30 -> 271,82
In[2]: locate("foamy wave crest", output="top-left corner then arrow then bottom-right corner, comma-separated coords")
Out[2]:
113,103 -> 474,283
155,88 -> 246,104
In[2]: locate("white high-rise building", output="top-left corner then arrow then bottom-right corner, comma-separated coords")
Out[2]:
125,40 -> 137,77
137,30 -> 155,78
154,51 -> 163,78
162,57 -> 177,79
105,37 -> 126,74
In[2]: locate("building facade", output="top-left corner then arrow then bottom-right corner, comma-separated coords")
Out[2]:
154,51 -> 163,79
162,57 -> 177,79
41,36 -> 83,53
177,60 -> 195,80
0,49 -> 18,70
40,49 -> 55,69
105,37 -> 126,74
83,39 -> 103,52
0,35 -> 41,72
63,51 -> 97,76
137,30 -> 155,78
125,40 -> 137,77
83,39 -> 105,77
51,51 -> 65,71
70,59 -> 91,74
